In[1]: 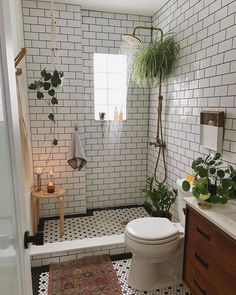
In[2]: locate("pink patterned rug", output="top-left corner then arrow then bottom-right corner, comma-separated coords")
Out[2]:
48,255 -> 123,295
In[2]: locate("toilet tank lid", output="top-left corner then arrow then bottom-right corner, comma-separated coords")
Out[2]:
125,217 -> 179,241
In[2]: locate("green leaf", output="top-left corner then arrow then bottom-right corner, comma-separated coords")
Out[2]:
53,70 -> 59,77
53,138 -> 58,146
214,153 -> 221,160
182,181 -> 191,192
28,83 -> 37,90
51,97 -> 58,105
198,167 -> 208,178
37,91 -> 44,99
229,165 -> 235,175
48,89 -> 55,96
210,195 -> 220,203
48,113 -> 55,122
51,76 -> 61,87
192,187 -> 200,198
44,73 -> 51,81
41,69 -> 47,77
222,179 -> 232,190
217,170 -> 225,178
192,157 -> 203,169
209,168 -> 216,174
198,186 -> 209,195
43,82 -> 51,90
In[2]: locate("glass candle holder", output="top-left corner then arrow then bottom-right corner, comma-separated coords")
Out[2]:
47,171 -> 55,193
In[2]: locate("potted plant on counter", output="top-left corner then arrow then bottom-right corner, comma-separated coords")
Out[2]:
141,176 -> 177,220
182,153 -> 236,205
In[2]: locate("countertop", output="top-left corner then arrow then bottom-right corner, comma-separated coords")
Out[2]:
184,197 -> 236,240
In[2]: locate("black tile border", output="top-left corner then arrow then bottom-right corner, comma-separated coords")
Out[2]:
31,265 -> 49,295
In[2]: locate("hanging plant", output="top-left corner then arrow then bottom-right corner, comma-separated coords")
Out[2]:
28,69 -> 64,145
132,35 -> 180,87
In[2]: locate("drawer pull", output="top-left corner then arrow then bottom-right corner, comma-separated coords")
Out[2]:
195,252 -> 208,268
193,278 -> 207,295
196,226 -> 211,241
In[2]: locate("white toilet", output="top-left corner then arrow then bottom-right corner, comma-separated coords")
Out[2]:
124,179 -> 192,291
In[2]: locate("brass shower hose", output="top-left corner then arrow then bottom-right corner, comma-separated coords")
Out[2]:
150,73 -> 167,184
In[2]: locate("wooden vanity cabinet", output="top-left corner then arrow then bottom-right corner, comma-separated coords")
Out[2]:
183,205 -> 236,295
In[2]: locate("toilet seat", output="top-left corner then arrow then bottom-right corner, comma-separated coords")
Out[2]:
125,217 -> 180,245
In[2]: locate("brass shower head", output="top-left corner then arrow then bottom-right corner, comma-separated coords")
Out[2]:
122,34 -> 142,47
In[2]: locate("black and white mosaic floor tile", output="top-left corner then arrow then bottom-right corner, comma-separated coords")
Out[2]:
113,259 -> 191,295
35,259 -> 191,295
44,207 -> 149,243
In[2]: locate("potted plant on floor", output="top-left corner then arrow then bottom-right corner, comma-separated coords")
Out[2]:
182,153 -> 236,204
141,176 -> 177,220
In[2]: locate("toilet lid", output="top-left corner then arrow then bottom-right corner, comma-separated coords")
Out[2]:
125,217 -> 179,241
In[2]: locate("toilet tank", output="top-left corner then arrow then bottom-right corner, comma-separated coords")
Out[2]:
176,179 -> 192,227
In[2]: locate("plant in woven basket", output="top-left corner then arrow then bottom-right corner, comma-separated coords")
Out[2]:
28,69 -> 64,145
132,35 -> 180,87
182,153 -> 236,204
141,176 -> 177,219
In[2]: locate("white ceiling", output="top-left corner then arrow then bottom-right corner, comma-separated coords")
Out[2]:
61,0 -> 167,16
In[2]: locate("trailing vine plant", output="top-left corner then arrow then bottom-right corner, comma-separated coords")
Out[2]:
28,69 -> 63,145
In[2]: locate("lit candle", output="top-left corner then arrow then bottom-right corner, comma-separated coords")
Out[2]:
47,170 -> 55,193
36,167 -> 43,175
47,181 -> 55,193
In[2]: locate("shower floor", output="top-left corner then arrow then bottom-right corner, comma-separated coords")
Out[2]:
42,206 -> 149,243
32,256 -> 192,295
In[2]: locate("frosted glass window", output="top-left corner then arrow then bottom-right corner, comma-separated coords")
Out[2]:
94,53 -> 127,121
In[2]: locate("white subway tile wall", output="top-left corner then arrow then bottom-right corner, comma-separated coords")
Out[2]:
22,1 -> 151,217
23,0 -> 236,221
23,1 -> 86,217
148,0 -> 236,215
81,10 -> 151,209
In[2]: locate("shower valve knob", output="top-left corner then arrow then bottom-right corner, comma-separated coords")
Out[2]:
149,141 -> 166,148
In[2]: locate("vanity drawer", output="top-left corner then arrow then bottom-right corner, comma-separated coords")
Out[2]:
184,260 -> 220,295
185,239 -> 236,294
184,206 -> 236,295
185,206 -> 236,265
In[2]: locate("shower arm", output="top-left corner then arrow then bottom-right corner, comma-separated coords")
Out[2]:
132,26 -> 164,40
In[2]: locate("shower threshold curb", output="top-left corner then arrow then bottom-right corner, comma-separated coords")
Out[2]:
30,234 -> 125,257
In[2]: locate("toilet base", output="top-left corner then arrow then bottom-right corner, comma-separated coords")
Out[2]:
128,252 -> 183,291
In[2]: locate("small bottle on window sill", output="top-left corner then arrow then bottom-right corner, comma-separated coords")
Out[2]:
118,110 -> 123,121
113,106 -> 119,121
